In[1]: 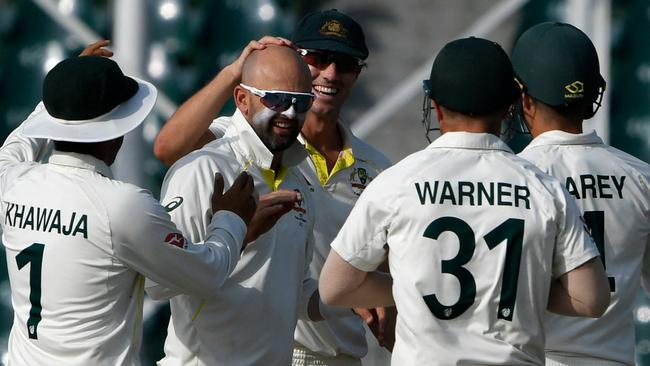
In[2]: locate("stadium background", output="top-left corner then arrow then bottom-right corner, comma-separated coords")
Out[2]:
0,0 -> 649,364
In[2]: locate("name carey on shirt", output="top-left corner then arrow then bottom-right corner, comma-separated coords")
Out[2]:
4,202 -> 88,238
414,180 -> 531,209
565,174 -> 625,200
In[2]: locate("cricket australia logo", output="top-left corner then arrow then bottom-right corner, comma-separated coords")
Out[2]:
350,167 -> 371,196
292,189 -> 307,226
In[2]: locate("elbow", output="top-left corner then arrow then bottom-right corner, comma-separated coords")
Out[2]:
153,137 -> 176,167
318,283 -> 345,307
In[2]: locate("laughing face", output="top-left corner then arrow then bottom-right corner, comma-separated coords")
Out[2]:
250,104 -> 304,153
308,59 -> 360,118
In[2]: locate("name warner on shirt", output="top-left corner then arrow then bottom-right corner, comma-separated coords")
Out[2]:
414,180 -> 531,209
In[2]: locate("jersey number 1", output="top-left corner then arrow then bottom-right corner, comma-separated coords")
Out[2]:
16,243 -> 44,339
422,217 -> 524,321
583,211 -> 615,292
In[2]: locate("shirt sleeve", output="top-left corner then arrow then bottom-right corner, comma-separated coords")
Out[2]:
109,182 -> 246,301
330,175 -> 392,272
552,185 -> 600,278
145,152 -> 241,299
0,103 -> 51,178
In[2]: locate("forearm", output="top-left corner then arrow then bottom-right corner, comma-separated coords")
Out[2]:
321,270 -> 394,308
154,66 -> 237,165
547,279 -> 597,317
547,258 -> 610,317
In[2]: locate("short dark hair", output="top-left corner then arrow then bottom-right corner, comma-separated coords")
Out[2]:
53,140 -> 95,154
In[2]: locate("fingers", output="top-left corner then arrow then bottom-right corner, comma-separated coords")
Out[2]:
375,307 -> 387,345
257,35 -> 293,47
231,171 -> 253,193
353,307 -> 374,324
258,190 -> 300,207
213,172 -> 225,197
79,39 -> 114,57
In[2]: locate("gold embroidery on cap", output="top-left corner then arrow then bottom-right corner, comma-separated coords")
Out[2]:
320,20 -> 348,38
564,81 -> 584,99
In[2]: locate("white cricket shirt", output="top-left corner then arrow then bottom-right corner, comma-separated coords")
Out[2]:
0,111 -> 246,366
153,110 -> 316,366
211,119 -> 392,359
519,130 -> 650,366
330,132 -> 599,366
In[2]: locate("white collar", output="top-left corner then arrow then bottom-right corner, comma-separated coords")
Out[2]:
224,109 -> 307,169
428,132 -> 513,153
524,130 -> 604,150
48,150 -> 113,178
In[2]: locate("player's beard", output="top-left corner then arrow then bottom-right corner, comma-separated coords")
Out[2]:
251,106 -> 303,153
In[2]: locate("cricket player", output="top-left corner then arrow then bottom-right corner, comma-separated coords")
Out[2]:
147,45 -> 341,365
153,10 -> 393,366
319,37 -> 611,365
0,56 -> 256,365
512,22 -> 650,366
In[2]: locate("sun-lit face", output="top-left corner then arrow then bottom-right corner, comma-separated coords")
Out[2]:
305,53 -> 360,117
248,99 -> 306,153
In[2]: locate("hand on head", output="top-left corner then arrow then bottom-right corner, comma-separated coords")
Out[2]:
79,40 -> 114,58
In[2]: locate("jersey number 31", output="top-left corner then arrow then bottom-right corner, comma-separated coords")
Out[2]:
422,217 -> 524,321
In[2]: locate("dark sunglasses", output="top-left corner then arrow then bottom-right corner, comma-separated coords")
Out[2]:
296,48 -> 366,73
240,83 -> 315,113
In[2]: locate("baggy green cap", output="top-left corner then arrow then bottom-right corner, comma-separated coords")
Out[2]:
292,9 -> 369,60
512,22 -> 604,107
426,37 -> 519,116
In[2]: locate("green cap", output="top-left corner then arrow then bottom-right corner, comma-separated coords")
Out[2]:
512,22 -> 604,107
426,37 -> 519,116
292,9 -> 369,60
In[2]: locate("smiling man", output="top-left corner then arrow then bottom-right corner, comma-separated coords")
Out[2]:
146,45 -> 329,365
153,9 -> 393,366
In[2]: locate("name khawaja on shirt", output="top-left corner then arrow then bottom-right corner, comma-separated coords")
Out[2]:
4,203 -> 88,238
414,181 -> 531,209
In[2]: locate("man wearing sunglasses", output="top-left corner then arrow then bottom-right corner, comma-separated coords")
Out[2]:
153,9 -> 393,366
147,45 -> 338,365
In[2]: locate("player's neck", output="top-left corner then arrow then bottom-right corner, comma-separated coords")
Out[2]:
530,117 -> 583,137
301,112 -> 344,153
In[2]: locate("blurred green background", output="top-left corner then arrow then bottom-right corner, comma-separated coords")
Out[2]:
0,1 -> 649,365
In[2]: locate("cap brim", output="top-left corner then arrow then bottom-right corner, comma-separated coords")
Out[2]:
296,39 -> 367,60
22,77 -> 157,143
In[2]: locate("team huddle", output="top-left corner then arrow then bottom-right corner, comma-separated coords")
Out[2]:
0,8 -> 648,366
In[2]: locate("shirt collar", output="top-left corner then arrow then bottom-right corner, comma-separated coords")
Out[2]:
226,109 -> 306,169
524,130 -> 604,150
48,150 -> 113,178
428,132 -> 513,153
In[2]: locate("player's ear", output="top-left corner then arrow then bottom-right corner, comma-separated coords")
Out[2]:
234,85 -> 249,115
521,93 -> 536,122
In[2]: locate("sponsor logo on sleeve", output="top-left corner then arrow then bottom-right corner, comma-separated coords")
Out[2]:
163,197 -> 184,212
165,232 -> 186,249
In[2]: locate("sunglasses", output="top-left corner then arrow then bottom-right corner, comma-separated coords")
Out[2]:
296,48 -> 366,74
240,83 -> 315,113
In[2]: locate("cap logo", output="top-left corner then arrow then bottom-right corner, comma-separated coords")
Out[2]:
320,20 -> 348,38
564,81 -> 584,99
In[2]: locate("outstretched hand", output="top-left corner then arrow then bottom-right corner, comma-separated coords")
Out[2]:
79,40 -> 114,57
244,189 -> 301,244
211,172 -> 257,226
